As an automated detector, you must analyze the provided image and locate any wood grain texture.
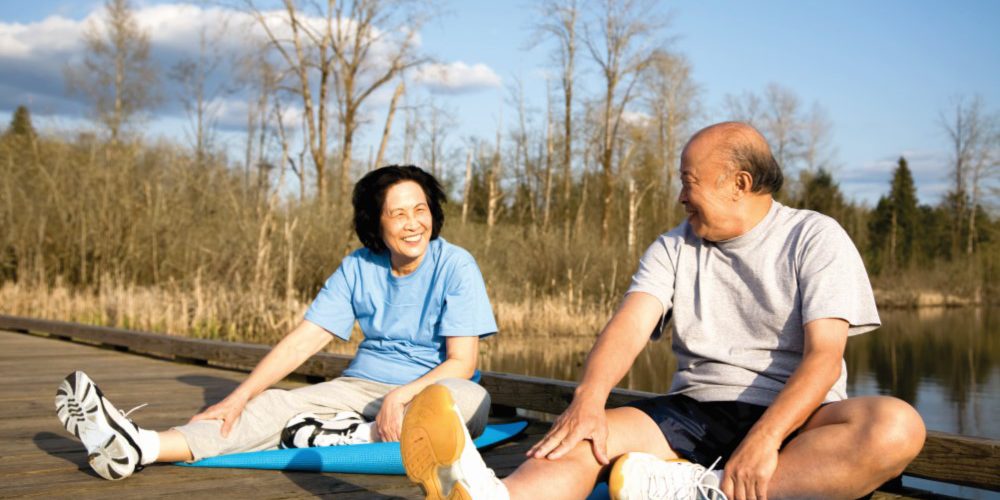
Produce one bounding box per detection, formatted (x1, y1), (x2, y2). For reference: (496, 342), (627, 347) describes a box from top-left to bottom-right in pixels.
(2, 314), (997, 495)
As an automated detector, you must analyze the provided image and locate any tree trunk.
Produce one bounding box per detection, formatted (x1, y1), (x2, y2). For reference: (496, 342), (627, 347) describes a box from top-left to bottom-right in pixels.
(374, 82), (405, 170)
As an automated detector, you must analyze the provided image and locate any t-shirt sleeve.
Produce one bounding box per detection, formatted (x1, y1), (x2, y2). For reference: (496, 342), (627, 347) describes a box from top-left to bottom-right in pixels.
(303, 259), (356, 341)
(626, 235), (676, 316)
(797, 218), (880, 336)
(438, 256), (498, 338)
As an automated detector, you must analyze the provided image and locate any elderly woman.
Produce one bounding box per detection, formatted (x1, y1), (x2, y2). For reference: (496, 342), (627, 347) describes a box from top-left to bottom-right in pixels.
(55, 165), (497, 481)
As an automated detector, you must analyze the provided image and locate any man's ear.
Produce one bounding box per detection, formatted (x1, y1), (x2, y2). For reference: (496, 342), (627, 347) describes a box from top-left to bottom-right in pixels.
(733, 170), (754, 199)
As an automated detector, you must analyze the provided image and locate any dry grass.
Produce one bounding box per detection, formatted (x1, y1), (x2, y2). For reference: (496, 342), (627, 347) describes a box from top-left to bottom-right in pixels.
(0, 279), (613, 356)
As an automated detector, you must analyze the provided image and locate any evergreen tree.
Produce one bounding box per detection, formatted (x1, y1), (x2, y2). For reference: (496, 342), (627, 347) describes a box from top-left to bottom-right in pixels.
(798, 168), (846, 220)
(869, 157), (920, 271)
(5, 105), (36, 139)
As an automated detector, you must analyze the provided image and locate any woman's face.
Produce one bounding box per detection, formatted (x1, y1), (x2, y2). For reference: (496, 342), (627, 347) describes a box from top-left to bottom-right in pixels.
(380, 180), (433, 273)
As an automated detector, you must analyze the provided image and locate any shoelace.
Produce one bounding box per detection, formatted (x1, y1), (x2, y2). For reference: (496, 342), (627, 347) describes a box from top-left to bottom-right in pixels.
(121, 403), (148, 420)
(643, 456), (728, 500)
(694, 457), (727, 500)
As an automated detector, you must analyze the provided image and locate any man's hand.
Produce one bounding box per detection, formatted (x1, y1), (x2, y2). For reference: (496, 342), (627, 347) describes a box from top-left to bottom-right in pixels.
(375, 389), (409, 442)
(189, 392), (251, 438)
(527, 396), (610, 464)
(722, 430), (781, 500)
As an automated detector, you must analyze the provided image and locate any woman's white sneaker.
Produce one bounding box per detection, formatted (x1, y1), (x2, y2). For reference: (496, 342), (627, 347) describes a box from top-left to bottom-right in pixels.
(55, 371), (146, 480)
(609, 452), (727, 500)
(280, 411), (371, 448)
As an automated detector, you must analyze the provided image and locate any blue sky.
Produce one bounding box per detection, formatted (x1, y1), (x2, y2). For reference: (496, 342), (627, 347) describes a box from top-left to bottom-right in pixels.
(2, 0), (999, 205)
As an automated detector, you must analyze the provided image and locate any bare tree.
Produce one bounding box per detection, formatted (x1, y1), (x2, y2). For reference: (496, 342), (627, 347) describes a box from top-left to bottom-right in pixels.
(170, 21), (233, 163)
(761, 83), (803, 172)
(486, 113), (504, 249)
(373, 81), (405, 169)
(723, 90), (762, 125)
(329, 0), (429, 201)
(801, 102), (835, 172)
(419, 98), (456, 179)
(66, 0), (159, 144)
(941, 95), (999, 255)
(461, 148), (473, 226)
(531, 0), (579, 240)
(583, 0), (661, 244)
(244, 1), (335, 200)
(643, 49), (699, 227)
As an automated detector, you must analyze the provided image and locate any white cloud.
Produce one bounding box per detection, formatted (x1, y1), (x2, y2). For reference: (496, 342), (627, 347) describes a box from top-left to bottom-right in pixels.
(0, 3), (423, 122)
(413, 61), (501, 94)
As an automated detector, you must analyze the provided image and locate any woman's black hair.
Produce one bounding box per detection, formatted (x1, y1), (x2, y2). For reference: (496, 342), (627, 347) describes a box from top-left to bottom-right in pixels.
(352, 165), (446, 253)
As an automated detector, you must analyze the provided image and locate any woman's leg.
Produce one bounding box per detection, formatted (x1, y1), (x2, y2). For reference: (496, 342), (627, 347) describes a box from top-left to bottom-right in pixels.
(167, 377), (382, 461)
(434, 378), (491, 438)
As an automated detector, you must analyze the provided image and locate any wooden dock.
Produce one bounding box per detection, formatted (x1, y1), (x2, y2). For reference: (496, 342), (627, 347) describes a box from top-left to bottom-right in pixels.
(1, 315), (997, 499)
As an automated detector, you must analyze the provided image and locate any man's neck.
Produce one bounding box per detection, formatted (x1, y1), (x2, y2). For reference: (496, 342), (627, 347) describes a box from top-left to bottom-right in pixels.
(732, 196), (774, 238)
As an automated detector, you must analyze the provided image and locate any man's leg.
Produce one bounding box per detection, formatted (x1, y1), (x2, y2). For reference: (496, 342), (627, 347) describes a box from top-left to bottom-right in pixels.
(503, 406), (677, 500)
(766, 396), (924, 499)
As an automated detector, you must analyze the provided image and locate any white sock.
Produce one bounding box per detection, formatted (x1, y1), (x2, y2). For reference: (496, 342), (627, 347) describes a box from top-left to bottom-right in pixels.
(136, 428), (160, 465)
(354, 421), (376, 443)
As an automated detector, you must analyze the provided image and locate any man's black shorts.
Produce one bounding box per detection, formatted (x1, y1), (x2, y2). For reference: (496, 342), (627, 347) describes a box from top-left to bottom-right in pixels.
(626, 394), (792, 468)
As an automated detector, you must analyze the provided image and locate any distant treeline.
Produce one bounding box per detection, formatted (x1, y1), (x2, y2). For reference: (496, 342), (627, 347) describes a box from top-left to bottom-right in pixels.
(1, 107), (996, 314)
(1, 0), (997, 341)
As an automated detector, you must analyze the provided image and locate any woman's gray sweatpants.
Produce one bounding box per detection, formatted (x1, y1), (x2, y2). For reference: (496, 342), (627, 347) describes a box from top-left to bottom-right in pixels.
(173, 377), (490, 460)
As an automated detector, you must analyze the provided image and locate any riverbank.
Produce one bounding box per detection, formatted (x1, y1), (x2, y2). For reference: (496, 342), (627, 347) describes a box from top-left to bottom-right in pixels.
(873, 288), (986, 308)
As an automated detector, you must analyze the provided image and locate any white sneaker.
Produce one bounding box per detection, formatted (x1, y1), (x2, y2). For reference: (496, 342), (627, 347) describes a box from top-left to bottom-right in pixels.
(55, 371), (146, 480)
(401, 384), (509, 500)
(609, 452), (727, 500)
(280, 411), (370, 448)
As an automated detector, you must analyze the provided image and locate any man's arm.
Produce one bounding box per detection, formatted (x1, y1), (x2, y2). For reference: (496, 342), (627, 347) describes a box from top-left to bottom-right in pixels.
(722, 317), (849, 500)
(527, 292), (663, 463)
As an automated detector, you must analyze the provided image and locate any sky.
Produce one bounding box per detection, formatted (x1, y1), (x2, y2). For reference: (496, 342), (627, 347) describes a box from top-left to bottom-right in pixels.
(1, 0), (998, 206)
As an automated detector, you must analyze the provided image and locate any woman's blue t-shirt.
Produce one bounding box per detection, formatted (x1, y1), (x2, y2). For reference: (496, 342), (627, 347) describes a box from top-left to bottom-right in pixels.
(304, 238), (497, 385)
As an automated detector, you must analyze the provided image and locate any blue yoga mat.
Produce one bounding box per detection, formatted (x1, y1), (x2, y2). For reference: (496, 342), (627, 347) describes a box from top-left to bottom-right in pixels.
(176, 420), (527, 475)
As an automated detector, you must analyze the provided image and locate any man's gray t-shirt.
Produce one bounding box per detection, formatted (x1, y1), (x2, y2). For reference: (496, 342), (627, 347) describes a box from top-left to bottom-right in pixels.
(627, 201), (879, 406)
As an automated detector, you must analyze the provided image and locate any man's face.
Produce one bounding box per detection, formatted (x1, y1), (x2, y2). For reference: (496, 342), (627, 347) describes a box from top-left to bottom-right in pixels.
(677, 139), (738, 241)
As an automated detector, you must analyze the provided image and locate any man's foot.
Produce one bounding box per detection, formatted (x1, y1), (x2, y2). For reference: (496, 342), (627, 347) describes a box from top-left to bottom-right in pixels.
(280, 411), (370, 448)
(609, 452), (727, 500)
(55, 371), (145, 480)
(401, 384), (508, 500)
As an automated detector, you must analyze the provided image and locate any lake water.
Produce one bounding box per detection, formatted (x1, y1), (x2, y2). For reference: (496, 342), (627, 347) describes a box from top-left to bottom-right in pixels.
(478, 306), (1000, 498)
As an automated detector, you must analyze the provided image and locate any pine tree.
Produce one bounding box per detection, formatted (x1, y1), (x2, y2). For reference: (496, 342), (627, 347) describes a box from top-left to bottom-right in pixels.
(6, 105), (36, 138)
(798, 168), (846, 220)
(869, 157), (920, 271)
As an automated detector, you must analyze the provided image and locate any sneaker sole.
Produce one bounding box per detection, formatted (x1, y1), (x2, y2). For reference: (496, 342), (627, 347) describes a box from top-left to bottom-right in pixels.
(400, 385), (470, 500)
(55, 372), (140, 480)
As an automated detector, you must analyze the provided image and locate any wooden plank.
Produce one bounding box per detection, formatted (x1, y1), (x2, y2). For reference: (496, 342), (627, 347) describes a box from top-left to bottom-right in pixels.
(905, 431), (999, 491)
(3, 317), (999, 493)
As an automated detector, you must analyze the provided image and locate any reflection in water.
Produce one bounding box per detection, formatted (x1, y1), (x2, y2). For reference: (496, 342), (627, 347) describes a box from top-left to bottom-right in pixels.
(483, 307), (999, 440)
(846, 307), (999, 440)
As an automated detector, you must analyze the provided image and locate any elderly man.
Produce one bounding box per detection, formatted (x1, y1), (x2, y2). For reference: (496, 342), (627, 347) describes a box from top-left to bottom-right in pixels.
(399, 122), (925, 500)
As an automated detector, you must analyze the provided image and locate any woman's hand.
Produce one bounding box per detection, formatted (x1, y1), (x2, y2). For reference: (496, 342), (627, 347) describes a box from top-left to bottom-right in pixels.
(375, 388), (411, 442)
(188, 392), (251, 438)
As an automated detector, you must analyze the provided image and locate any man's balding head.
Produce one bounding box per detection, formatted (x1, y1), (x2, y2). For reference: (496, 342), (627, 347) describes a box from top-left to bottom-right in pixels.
(686, 122), (783, 195)
(678, 122), (781, 241)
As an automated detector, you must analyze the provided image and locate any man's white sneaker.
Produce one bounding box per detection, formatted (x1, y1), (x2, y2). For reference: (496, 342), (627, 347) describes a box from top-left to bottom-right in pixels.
(55, 371), (146, 480)
(280, 411), (370, 448)
(609, 452), (727, 500)
(401, 384), (509, 500)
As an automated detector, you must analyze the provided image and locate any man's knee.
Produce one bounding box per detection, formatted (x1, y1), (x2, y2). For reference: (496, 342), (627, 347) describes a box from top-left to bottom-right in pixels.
(860, 397), (925, 474)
